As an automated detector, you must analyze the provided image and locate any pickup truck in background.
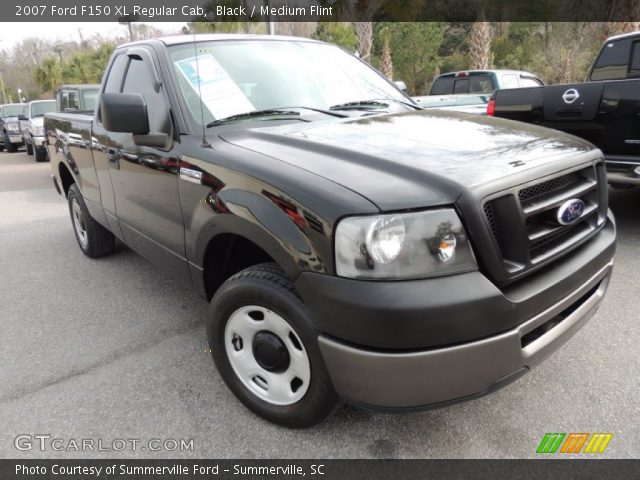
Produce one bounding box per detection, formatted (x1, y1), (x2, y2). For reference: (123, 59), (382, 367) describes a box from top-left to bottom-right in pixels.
(45, 34), (615, 428)
(0, 103), (26, 152)
(414, 69), (543, 114)
(489, 31), (640, 187)
(56, 84), (100, 114)
(22, 99), (56, 162)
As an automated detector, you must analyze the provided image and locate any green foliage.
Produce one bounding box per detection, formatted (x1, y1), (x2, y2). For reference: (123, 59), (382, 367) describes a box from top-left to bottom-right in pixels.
(382, 22), (445, 95)
(313, 22), (357, 51)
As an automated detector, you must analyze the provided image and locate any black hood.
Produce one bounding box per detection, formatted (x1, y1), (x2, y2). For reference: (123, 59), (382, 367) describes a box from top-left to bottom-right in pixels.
(220, 109), (596, 211)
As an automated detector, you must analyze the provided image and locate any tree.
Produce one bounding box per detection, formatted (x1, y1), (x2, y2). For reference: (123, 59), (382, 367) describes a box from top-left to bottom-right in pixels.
(313, 22), (357, 51)
(33, 58), (62, 95)
(386, 23), (444, 95)
(378, 26), (393, 80)
(467, 21), (492, 70)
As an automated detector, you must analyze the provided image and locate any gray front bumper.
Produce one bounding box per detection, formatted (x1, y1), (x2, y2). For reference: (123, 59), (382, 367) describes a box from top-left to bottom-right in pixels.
(7, 134), (22, 144)
(318, 260), (613, 409)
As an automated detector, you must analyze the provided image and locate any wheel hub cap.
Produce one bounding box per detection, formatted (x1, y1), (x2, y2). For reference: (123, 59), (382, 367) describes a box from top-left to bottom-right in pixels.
(252, 331), (290, 373)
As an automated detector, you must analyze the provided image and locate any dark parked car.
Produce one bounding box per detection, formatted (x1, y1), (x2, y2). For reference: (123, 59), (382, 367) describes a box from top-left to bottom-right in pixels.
(0, 103), (26, 152)
(46, 35), (615, 428)
(489, 31), (640, 187)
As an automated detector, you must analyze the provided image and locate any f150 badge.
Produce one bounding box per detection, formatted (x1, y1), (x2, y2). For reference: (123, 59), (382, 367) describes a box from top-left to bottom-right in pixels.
(557, 198), (586, 225)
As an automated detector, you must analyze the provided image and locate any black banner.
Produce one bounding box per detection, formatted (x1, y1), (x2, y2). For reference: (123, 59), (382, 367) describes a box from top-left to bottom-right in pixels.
(1, 459), (640, 480)
(4, 0), (640, 22)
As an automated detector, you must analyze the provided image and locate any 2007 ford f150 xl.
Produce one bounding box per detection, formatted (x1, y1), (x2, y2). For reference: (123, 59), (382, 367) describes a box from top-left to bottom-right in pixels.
(45, 35), (616, 428)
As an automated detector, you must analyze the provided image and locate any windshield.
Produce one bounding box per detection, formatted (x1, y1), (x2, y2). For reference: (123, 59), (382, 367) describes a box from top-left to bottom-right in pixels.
(82, 89), (99, 111)
(2, 104), (24, 117)
(169, 39), (408, 126)
(30, 101), (56, 117)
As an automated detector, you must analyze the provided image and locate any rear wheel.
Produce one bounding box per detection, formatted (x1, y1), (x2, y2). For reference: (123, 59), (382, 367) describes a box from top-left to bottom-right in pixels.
(67, 184), (115, 258)
(26, 141), (33, 156)
(208, 263), (339, 428)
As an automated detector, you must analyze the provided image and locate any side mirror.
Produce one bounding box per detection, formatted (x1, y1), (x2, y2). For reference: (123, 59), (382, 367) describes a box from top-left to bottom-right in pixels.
(100, 93), (149, 134)
(394, 80), (408, 91)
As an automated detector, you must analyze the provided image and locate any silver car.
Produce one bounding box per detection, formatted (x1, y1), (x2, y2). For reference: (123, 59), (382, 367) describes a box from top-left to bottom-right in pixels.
(22, 100), (56, 162)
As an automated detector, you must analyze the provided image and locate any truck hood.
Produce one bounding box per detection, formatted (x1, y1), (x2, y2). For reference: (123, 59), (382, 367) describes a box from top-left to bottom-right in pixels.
(30, 117), (44, 128)
(220, 109), (595, 211)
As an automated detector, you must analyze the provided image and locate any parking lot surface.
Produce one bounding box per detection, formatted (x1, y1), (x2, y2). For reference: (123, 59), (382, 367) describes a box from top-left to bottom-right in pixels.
(1, 150), (638, 458)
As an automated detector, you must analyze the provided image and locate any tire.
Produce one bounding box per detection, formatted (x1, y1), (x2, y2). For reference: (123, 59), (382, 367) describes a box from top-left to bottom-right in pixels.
(67, 184), (115, 258)
(34, 147), (47, 162)
(26, 141), (33, 156)
(4, 134), (16, 153)
(208, 263), (339, 428)
(0, 143), (4, 152)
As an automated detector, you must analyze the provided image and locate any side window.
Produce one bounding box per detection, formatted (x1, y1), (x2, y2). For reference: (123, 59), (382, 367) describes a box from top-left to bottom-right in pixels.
(590, 39), (632, 81)
(453, 78), (470, 94)
(68, 91), (79, 110)
(60, 91), (69, 111)
(104, 54), (129, 93)
(519, 76), (543, 87)
(501, 74), (518, 88)
(629, 41), (640, 77)
(122, 55), (170, 134)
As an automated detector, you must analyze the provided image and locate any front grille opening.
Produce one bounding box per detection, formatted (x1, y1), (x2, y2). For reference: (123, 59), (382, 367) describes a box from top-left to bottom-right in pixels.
(520, 282), (601, 348)
(529, 221), (592, 260)
(518, 172), (580, 203)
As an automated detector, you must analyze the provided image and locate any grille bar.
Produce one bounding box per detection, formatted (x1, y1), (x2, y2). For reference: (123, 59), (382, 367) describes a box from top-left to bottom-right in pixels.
(521, 179), (597, 216)
(482, 163), (606, 280)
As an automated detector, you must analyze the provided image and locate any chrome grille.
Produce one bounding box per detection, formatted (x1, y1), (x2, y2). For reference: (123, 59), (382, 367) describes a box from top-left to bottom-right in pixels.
(483, 163), (607, 277)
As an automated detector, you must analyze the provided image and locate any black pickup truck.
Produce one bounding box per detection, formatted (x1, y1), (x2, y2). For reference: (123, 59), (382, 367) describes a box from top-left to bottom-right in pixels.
(489, 31), (640, 187)
(45, 34), (615, 428)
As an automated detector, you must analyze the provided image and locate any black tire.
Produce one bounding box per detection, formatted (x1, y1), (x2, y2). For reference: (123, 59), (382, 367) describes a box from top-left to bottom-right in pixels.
(26, 141), (33, 156)
(67, 183), (115, 258)
(34, 147), (47, 162)
(0, 143), (4, 152)
(208, 263), (339, 428)
(4, 134), (16, 153)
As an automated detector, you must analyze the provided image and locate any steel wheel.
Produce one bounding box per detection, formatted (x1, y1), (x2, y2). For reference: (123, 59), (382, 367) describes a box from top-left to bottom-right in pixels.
(71, 196), (89, 249)
(224, 305), (311, 406)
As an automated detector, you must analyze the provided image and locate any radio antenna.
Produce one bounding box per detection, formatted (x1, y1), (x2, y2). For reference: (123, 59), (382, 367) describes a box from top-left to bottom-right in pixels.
(193, 31), (211, 148)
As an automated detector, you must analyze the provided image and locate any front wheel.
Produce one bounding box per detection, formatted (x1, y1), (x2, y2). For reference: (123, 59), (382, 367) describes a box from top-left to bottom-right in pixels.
(34, 147), (47, 162)
(26, 141), (33, 156)
(67, 184), (115, 258)
(208, 263), (339, 428)
(4, 134), (16, 153)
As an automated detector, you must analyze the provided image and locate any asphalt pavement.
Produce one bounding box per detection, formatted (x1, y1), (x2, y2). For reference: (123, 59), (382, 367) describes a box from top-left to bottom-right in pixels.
(1, 150), (638, 458)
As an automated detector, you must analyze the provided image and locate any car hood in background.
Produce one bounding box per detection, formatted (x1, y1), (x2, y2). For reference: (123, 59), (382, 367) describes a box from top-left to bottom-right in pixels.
(220, 110), (596, 211)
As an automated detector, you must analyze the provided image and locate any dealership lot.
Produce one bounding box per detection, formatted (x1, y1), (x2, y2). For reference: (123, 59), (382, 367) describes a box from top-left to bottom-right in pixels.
(0, 150), (638, 459)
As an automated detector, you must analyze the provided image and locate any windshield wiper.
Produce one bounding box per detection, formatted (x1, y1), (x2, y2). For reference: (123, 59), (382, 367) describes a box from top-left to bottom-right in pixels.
(330, 98), (422, 111)
(329, 100), (390, 111)
(280, 106), (348, 118)
(206, 109), (302, 128)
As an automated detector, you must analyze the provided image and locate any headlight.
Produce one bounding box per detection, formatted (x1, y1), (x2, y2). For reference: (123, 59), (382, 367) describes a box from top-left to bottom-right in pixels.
(335, 209), (477, 280)
(6, 123), (19, 133)
(32, 126), (44, 136)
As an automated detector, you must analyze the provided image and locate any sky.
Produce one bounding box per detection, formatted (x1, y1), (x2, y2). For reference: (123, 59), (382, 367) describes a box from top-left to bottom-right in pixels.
(0, 22), (186, 49)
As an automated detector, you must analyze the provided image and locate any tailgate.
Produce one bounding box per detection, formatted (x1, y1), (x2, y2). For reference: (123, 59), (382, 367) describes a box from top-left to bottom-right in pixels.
(542, 83), (605, 121)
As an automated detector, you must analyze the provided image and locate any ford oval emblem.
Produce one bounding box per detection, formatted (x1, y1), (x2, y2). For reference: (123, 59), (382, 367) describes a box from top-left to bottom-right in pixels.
(562, 88), (580, 104)
(557, 199), (586, 225)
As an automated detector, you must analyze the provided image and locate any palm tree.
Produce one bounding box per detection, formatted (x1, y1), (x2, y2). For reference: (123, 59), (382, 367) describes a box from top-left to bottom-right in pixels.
(33, 57), (62, 95)
(379, 26), (393, 80)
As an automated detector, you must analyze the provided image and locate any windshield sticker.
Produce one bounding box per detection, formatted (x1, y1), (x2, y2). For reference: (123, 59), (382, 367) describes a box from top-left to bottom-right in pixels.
(174, 54), (255, 120)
